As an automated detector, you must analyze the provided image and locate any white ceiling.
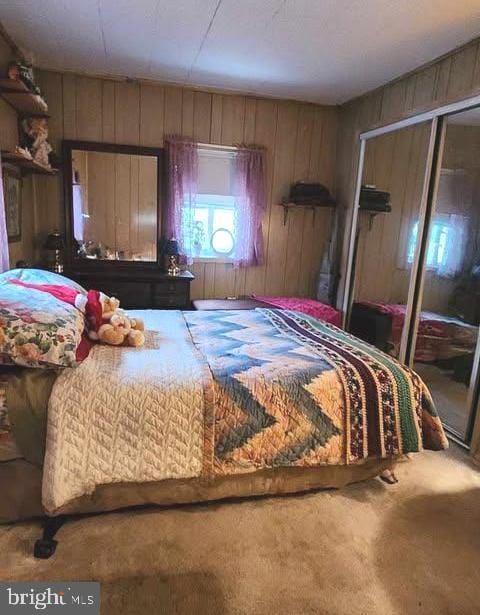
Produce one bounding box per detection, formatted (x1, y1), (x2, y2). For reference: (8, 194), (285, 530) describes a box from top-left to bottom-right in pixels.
(1, 0), (480, 104)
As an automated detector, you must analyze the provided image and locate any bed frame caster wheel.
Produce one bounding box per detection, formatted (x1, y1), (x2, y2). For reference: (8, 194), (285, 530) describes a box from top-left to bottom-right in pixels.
(34, 538), (58, 559)
(33, 515), (66, 559)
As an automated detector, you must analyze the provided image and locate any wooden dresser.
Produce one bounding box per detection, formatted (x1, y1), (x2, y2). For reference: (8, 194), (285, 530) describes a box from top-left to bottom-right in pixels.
(68, 268), (195, 310)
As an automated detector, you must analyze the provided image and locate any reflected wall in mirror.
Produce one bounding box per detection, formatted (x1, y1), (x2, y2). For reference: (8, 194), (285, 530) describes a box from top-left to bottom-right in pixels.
(71, 148), (158, 262)
(412, 108), (480, 439)
(347, 121), (433, 359)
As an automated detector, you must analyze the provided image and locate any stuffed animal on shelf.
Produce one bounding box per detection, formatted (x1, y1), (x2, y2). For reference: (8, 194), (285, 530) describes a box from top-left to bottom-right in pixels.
(20, 117), (53, 167)
(86, 290), (145, 348)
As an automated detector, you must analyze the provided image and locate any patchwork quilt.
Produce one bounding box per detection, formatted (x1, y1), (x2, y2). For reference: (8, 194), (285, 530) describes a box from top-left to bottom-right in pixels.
(184, 309), (448, 475)
(38, 308), (447, 512)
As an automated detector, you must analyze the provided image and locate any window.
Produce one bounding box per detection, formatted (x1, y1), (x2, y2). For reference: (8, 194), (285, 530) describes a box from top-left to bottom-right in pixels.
(407, 213), (467, 277)
(183, 194), (236, 258)
(166, 137), (265, 267)
(183, 147), (237, 260)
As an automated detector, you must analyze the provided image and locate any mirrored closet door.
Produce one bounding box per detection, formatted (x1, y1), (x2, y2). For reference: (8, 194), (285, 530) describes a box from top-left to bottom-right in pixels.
(411, 108), (480, 440)
(347, 121), (434, 359)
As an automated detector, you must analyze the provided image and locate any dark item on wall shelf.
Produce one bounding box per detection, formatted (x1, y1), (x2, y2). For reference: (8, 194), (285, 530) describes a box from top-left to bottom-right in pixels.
(45, 230), (65, 273)
(289, 182), (336, 204)
(1, 150), (58, 175)
(3, 164), (21, 242)
(359, 185), (391, 212)
(0, 77), (49, 117)
(359, 185), (391, 230)
(280, 182), (336, 225)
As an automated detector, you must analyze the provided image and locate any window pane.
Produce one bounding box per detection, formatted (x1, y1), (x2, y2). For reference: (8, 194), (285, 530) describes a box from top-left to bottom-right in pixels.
(213, 208), (235, 233)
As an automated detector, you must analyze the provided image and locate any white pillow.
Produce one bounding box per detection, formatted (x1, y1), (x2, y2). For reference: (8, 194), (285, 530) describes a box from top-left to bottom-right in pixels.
(0, 269), (87, 294)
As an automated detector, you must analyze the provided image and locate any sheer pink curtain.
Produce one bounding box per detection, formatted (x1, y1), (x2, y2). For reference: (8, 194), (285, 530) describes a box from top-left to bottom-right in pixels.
(233, 146), (266, 268)
(164, 136), (198, 260)
(0, 156), (9, 272)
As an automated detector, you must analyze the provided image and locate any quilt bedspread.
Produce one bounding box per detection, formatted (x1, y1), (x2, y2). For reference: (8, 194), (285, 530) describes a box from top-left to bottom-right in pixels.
(184, 309), (448, 476)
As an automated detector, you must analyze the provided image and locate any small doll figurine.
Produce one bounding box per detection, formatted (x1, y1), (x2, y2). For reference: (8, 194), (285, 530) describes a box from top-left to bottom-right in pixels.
(21, 117), (52, 167)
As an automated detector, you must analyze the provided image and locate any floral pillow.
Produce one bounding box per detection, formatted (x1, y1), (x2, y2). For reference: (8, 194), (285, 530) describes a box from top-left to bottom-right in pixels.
(0, 268), (87, 294)
(0, 280), (85, 368)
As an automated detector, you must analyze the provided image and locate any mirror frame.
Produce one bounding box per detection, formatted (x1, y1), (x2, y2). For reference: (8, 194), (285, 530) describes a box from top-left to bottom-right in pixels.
(63, 139), (164, 272)
(343, 91), (480, 447)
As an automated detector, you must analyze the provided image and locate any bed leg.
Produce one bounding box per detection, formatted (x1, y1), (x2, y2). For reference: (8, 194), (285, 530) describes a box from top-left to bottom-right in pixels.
(33, 515), (67, 559)
(380, 469), (398, 485)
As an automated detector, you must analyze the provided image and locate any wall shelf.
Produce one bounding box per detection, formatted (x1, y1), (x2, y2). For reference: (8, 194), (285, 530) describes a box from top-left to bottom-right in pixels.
(279, 201), (336, 225)
(0, 78), (49, 117)
(1, 150), (58, 175)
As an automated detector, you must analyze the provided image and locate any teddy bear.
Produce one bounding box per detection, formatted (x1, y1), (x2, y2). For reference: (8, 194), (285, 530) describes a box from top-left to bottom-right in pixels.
(86, 290), (145, 347)
(98, 310), (145, 347)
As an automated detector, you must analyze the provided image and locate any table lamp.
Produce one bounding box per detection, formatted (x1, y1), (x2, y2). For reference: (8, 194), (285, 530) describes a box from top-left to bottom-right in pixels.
(165, 238), (180, 276)
(45, 230), (65, 273)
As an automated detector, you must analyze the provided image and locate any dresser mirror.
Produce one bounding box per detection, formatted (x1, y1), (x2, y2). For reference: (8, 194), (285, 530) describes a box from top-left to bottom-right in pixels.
(64, 141), (163, 267)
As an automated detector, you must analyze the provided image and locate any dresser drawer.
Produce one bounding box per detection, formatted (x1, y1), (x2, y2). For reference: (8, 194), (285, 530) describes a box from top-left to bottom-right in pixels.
(75, 278), (152, 309)
(154, 280), (189, 296)
(153, 294), (189, 309)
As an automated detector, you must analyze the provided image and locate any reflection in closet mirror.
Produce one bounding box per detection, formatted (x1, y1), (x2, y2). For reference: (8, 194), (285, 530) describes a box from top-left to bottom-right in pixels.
(412, 108), (480, 440)
(347, 121), (433, 359)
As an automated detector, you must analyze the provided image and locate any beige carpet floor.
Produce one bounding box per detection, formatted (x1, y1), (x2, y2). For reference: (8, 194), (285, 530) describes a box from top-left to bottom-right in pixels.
(1, 447), (479, 615)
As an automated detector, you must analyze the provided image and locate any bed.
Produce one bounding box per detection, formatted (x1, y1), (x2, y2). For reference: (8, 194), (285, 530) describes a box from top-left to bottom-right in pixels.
(350, 301), (478, 362)
(0, 271), (448, 527)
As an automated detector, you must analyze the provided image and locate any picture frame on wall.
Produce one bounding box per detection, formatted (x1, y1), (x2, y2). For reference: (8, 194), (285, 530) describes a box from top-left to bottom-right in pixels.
(3, 164), (21, 242)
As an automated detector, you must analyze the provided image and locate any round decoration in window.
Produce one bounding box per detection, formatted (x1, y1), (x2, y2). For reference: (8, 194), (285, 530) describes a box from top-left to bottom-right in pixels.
(211, 228), (235, 256)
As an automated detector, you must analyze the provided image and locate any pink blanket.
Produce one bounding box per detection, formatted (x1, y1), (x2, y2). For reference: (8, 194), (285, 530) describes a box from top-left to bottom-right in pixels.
(358, 301), (477, 361)
(253, 296), (342, 327)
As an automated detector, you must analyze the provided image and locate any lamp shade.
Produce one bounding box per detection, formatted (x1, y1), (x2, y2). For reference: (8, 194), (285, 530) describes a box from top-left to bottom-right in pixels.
(44, 231), (65, 251)
(165, 238), (179, 256)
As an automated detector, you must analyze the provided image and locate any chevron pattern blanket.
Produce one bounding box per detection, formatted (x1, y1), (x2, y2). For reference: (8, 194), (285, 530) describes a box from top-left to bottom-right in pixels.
(184, 309), (448, 475)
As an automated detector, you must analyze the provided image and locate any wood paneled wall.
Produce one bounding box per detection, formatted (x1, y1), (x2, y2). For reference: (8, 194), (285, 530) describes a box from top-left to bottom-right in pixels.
(29, 70), (338, 300)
